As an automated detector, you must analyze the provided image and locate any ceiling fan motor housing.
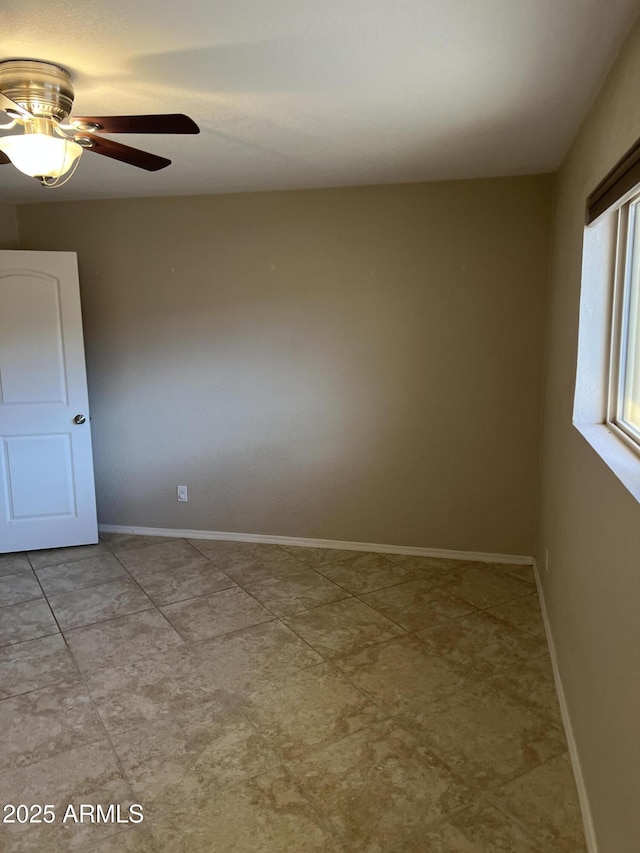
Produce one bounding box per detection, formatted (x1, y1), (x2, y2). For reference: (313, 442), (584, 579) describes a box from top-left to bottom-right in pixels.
(0, 60), (74, 122)
(0, 58), (198, 177)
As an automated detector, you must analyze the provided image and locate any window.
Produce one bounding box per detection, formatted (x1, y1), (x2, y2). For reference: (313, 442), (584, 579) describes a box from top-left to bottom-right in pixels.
(608, 192), (640, 452)
(573, 139), (640, 505)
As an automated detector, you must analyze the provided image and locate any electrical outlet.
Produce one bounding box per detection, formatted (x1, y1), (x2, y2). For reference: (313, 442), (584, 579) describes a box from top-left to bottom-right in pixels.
(177, 485), (188, 502)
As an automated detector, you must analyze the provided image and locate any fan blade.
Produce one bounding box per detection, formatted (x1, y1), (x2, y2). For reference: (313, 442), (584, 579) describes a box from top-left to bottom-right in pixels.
(71, 114), (199, 134)
(79, 135), (171, 171)
(0, 91), (32, 120)
(0, 151), (10, 165)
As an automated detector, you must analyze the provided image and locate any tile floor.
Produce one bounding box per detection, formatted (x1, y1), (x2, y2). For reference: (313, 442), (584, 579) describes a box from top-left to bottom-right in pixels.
(0, 535), (587, 852)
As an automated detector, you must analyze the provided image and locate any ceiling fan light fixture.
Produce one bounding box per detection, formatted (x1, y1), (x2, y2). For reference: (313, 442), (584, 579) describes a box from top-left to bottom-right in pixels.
(0, 131), (82, 180)
(0, 59), (199, 185)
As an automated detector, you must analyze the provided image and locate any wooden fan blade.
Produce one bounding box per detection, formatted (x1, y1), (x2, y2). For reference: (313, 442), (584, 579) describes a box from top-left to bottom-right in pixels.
(71, 114), (199, 134)
(0, 151), (11, 165)
(79, 135), (171, 171)
(0, 91), (32, 120)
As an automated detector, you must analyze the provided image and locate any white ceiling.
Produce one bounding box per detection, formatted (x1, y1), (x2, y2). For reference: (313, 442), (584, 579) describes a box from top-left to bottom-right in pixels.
(1, 0), (638, 204)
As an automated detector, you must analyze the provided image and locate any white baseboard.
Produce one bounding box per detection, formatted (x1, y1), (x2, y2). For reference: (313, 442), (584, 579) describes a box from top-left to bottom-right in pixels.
(98, 524), (533, 565)
(533, 559), (598, 853)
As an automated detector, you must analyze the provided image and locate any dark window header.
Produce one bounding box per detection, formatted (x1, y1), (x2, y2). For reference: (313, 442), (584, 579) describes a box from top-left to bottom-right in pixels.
(587, 137), (640, 224)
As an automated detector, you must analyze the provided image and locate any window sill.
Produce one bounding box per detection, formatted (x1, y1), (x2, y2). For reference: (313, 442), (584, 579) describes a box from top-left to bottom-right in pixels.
(574, 422), (640, 504)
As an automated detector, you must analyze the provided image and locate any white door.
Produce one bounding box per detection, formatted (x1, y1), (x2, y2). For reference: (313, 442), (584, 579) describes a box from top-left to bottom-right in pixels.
(0, 250), (98, 553)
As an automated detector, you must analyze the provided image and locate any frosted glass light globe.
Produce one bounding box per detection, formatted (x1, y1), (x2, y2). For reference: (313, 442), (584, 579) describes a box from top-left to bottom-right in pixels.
(0, 133), (82, 178)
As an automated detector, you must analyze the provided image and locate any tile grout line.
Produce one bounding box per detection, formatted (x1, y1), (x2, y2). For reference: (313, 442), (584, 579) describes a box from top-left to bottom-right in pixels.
(45, 556), (172, 848)
(219, 699), (345, 846)
(110, 546), (240, 610)
(481, 751), (576, 853)
(4, 543), (544, 671)
(1, 558), (149, 846)
(3, 536), (580, 850)
(276, 713), (483, 851)
(89, 556), (350, 848)
(158, 538), (537, 635)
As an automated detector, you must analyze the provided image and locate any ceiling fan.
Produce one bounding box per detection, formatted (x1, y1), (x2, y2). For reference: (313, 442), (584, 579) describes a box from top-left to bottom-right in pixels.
(0, 59), (199, 187)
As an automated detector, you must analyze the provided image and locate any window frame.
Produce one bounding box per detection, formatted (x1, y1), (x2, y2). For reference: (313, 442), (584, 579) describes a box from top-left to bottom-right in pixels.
(607, 190), (640, 454)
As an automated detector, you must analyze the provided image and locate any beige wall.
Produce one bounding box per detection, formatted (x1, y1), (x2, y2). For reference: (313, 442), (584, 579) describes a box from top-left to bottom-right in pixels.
(537, 17), (640, 853)
(0, 203), (18, 248)
(16, 176), (552, 554)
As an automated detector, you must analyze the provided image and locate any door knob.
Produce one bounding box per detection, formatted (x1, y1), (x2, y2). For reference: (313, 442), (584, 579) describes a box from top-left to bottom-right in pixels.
(74, 414), (86, 424)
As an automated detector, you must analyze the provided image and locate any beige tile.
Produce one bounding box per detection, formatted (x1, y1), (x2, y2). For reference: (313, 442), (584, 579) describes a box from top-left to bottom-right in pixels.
(189, 538), (283, 562)
(384, 553), (468, 573)
(150, 765), (342, 852)
(489, 653), (563, 723)
(245, 569), (350, 616)
(48, 577), (154, 631)
(84, 646), (230, 736)
(360, 578), (476, 631)
(414, 608), (549, 678)
(394, 799), (545, 852)
(442, 563), (534, 609)
(243, 663), (386, 761)
(0, 634), (80, 699)
(408, 680), (567, 787)
(0, 681), (105, 772)
(80, 641), (186, 702)
(117, 538), (209, 575)
(487, 593), (548, 644)
(0, 598), (58, 647)
(36, 552), (128, 596)
(491, 753), (587, 851)
(189, 540), (307, 584)
(283, 598), (404, 658)
(290, 720), (470, 851)
(0, 551), (31, 577)
(334, 634), (468, 716)
(161, 586), (274, 642)
(502, 562), (537, 586)
(315, 552), (415, 594)
(27, 542), (109, 570)
(65, 609), (186, 674)
(0, 570), (42, 607)
(78, 827), (157, 852)
(278, 545), (368, 568)
(194, 620), (322, 698)
(131, 559), (236, 606)
(114, 709), (280, 807)
(101, 532), (179, 552)
(0, 543), (583, 853)
(0, 741), (135, 852)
